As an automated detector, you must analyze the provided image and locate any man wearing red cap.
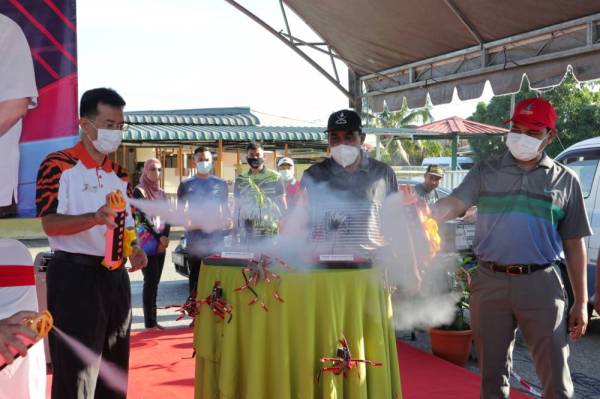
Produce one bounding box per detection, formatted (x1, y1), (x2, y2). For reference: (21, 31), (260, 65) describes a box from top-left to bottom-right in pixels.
(433, 98), (591, 398)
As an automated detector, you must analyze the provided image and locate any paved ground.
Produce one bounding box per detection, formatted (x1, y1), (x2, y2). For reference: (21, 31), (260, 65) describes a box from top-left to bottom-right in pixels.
(24, 237), (600, 398)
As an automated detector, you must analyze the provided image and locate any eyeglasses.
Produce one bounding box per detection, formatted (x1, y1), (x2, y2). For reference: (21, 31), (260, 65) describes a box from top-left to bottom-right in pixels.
(87, 119), (129, 132)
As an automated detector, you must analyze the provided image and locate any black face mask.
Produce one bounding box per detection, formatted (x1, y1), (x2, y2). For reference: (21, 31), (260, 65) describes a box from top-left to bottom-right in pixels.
(247, 157), (264, 169)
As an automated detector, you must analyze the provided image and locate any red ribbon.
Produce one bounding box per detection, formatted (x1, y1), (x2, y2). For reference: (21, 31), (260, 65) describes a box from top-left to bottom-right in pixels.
(0, 266), (35, 287)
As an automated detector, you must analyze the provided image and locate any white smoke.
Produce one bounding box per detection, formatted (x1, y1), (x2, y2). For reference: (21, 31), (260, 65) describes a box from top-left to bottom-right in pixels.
(129, 184), (462, 330)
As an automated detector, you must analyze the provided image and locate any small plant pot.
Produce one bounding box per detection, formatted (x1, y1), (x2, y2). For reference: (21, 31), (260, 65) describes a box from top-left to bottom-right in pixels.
(429, 328), (473, 367)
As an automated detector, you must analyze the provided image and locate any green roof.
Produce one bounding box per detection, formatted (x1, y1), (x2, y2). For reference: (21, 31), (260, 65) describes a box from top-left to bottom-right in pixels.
(122, 108), (423, 144)
(124, 107), (260, 127)
(123, 125), (327, 142)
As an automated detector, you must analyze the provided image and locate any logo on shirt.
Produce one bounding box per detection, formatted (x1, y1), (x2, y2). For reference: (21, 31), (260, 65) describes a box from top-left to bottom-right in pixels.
(82, 183), (99, 193)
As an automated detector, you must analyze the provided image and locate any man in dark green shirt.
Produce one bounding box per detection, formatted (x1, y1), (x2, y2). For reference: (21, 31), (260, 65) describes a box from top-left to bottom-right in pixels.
(234, 142), (286, 241)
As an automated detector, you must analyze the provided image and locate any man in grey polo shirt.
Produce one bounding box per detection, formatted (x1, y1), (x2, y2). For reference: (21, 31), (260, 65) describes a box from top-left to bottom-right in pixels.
(433, 98), (591, 399)
(414, 164), (444, 205)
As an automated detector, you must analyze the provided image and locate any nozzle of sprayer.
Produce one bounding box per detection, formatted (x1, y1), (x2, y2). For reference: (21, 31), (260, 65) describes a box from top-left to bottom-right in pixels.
(0, 310), (54, 370)
(22, 310), (53, 338)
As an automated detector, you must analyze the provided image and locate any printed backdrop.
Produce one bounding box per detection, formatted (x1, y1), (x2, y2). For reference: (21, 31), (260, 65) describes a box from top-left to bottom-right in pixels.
(1, 0), (78, 217)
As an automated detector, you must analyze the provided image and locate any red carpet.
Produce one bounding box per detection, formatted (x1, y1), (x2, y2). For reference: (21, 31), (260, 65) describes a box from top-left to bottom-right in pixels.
(397, 341), (531, 399)
(45, 329), (531, 398)
(46, 328), (195, 399)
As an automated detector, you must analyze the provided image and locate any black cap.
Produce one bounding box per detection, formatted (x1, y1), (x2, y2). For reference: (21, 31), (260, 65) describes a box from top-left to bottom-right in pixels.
(326, 109), (362, 133)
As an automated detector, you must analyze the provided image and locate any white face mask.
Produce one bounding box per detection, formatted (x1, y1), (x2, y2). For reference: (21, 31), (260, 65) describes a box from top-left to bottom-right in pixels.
(506, 132), (546, 161)
(330, 144), (360, 167)
(91, 128), (122, 154)
(196, 160), (212, 174)
(279, 169), (295, 182)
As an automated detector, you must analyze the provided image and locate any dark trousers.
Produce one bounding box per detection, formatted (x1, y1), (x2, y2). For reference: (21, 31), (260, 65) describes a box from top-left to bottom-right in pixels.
(188, 256), (202, 295)
(141, 253), (165, 328)
(47, 252), (132, 399)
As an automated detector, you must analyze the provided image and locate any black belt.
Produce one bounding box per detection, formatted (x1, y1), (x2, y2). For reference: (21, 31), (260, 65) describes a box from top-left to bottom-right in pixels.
(53, 250), (118, 268)
(479, 260), (553, 275)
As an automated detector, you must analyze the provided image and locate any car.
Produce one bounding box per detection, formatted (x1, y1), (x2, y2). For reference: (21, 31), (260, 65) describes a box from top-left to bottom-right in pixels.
(171, 233), (235, 278)
(555, 137), (600, 316)
(422, 156), (474, 170)
(171, 236), (191, 278)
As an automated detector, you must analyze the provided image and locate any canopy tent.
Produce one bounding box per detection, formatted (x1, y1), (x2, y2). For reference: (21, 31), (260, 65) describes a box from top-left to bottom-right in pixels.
(415, 116), (508, 169)
(226, 1), (600, 111)
(372, 116), (508, 169)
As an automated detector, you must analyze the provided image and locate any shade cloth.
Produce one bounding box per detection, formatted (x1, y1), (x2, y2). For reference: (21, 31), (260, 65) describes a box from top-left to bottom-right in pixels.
(281, 1), (600, 109)
(193, 263), (401, 399)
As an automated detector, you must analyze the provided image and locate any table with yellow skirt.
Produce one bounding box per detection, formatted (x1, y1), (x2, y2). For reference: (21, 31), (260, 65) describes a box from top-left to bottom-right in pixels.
(193, 258), (402, 399)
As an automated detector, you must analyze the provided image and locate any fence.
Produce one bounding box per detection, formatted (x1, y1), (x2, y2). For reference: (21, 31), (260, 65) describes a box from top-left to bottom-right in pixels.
(393, 167), (469, 191)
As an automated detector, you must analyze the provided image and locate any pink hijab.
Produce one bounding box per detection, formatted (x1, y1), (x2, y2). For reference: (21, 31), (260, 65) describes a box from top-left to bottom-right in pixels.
(137, 158), (165, 200)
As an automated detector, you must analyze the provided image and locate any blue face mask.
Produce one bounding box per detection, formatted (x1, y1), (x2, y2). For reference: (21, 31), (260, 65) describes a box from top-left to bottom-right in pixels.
(196, 160), (212, 174)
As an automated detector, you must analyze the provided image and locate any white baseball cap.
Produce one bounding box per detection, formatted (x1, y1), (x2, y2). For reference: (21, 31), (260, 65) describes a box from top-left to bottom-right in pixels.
(277, 157), (294, 168)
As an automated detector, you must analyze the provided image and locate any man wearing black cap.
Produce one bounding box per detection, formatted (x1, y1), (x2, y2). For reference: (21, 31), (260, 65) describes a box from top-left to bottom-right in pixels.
(300, 109), (398, 255)
(414, 165), (444, 206)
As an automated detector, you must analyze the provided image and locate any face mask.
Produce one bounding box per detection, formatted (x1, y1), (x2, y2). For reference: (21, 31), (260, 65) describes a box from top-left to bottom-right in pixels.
(279, 169), (294, 182)
(196, 160), (212, 174)
(90, 128), (122, 154)
(506, 132), (546, 161)
(247, 157), (264, 169)
(330, 144), (360, 167)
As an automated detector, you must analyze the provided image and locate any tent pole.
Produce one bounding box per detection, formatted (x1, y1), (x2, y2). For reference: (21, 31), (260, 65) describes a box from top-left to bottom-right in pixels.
(348, 68), (362, 111)
(223, 0), (351, 100)
(510, 93), (516, 125)
(451, 134), (458, 170)
(217, 140), (223, 178)
(177, 147), (183, 183)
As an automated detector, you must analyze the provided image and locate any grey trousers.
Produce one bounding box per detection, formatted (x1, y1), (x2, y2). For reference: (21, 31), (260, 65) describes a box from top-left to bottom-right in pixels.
(470, 264), (573, 399)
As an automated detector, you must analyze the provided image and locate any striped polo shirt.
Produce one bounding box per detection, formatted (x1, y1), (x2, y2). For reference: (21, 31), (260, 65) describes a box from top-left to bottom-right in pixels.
(36, 142), (134, 256)
(301, 152), (398, 255)
(451, 152), (591, 265)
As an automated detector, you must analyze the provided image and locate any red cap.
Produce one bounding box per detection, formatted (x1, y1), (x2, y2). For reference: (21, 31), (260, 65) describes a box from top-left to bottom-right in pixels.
(509, 98), (557, 131)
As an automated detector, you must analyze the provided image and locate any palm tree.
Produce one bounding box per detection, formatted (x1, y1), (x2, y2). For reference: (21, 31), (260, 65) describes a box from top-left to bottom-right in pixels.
(364, 103), (434, 165)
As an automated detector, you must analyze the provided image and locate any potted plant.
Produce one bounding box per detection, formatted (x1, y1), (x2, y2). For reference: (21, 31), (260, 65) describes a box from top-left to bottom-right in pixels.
(429, 256), (474, 367)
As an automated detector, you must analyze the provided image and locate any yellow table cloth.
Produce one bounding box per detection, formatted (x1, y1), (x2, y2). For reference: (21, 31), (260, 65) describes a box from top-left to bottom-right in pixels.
(193, 263), (402, 399)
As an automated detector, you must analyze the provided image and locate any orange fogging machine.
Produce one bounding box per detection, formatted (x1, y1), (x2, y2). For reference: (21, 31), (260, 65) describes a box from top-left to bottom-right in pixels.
(399, 185), (441, 265)
(103, 190), (137, 270)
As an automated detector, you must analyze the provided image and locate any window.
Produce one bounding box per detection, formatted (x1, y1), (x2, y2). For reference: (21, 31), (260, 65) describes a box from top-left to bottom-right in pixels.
(560, 152), (600, 198)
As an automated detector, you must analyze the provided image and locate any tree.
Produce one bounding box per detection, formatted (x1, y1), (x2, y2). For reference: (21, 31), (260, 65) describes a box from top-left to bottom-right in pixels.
(468, 73), (600, 159)
(365, 102), (447, 165)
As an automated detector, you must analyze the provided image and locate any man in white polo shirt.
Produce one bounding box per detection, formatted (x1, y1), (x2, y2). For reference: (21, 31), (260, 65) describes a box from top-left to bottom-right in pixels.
(36, 88), (147, 399)
(0, 13), (38, 218)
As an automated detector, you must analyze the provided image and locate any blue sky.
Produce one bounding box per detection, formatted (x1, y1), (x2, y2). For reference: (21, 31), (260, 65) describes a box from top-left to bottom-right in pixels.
(77, 0), (493, 125)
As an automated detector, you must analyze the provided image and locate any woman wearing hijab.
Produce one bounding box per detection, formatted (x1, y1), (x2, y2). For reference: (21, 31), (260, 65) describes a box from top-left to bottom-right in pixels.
(133, 158), (170, 329)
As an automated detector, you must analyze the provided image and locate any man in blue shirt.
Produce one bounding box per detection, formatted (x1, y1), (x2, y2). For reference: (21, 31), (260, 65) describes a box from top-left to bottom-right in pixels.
(177, 146), (231, 294)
